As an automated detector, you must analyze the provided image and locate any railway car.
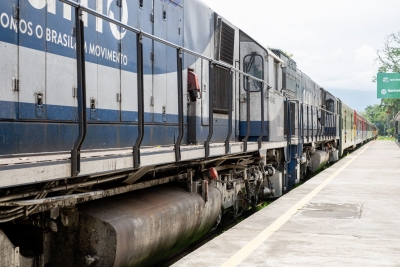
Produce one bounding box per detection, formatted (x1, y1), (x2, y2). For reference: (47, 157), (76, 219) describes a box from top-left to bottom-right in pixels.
(0, 0), (377, 266)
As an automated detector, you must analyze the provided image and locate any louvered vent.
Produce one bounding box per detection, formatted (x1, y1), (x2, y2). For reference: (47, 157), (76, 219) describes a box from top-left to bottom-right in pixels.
(213, 65), (230, 114)
(219, 22), (235, 65)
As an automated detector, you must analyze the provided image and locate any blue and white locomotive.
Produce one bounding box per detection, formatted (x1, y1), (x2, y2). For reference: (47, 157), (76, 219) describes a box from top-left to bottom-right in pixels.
(0, 0), (376, 266)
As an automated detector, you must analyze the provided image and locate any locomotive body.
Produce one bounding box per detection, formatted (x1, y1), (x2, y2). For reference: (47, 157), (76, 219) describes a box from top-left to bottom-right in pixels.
(0, 0), (376, 266)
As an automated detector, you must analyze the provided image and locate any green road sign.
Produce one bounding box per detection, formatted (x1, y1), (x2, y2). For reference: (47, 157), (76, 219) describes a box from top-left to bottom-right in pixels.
(377, 73), (400, 99)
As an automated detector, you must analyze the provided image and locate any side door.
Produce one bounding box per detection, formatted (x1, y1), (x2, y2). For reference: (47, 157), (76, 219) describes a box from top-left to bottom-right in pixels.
(46, 1), (77, 121)
(121, 0), (151, 122)
(18, 0), (46, 120)
(239, 38), (266, 140)
(153, 0), (183, 124)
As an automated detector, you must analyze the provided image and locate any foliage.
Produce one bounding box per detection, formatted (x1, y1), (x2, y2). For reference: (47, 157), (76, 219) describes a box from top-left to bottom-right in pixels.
(363, 104), (398, 135)
(366, 32), (400, 135)
(373, 32), (400, 81)
(377, 135), (396, 141)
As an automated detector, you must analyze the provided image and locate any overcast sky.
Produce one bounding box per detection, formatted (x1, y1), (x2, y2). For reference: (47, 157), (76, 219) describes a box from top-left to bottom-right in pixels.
(200, 0), (400, 111)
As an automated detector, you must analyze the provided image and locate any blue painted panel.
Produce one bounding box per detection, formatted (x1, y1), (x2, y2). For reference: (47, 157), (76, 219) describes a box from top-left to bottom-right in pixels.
(239, 121), (269, 140)
(46, 1), (76, 59)
(0, 100), (18, 119)
(47, 104), (77, 121)
(0, 102), (239, 155)
(0, 0), (19, 45)
(0, 121), (184, 155)
(287, 145), (299, 191)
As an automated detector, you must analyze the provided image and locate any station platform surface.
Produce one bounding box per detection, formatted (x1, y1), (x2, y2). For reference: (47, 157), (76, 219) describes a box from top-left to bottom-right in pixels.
(173, 140), (400, 267)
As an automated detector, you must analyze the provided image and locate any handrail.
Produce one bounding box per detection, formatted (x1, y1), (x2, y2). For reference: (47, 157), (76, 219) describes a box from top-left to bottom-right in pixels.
(60, 0), (275, 165)
(175, 49), (184, 162)
(59, 0), (273, 86)
(311, 105), (314, 142)
(133, 32), (144, 169)
(71, 8), (87, 177)
(204, 62), (214, 159)
(225, 70), (233, 154)
(307, 105), (310, 143)
(242, 77), (251, 152)
(258, 83), (265, 150)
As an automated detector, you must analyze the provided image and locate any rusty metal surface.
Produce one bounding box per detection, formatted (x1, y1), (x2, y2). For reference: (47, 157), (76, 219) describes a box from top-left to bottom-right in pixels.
(75, 184), (221, 267)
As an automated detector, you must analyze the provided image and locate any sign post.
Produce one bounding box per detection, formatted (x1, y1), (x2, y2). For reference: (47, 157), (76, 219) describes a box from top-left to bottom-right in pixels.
(377, 73), (400, 99)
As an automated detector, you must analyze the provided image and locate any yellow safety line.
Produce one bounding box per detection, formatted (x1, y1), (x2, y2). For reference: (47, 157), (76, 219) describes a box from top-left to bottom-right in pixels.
(219, 145), (370, 267)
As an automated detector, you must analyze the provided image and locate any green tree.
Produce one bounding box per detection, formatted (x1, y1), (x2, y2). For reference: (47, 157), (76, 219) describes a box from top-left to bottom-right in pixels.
(375, 32), (400, 76)
(369, 32), (400, 135)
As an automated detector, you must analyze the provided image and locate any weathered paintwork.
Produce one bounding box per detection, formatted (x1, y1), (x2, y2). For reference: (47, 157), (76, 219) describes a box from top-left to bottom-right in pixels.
(53, 184), (221, 267)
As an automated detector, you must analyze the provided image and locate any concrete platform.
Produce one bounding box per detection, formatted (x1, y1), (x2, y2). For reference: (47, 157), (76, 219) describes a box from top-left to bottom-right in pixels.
(173, 140), (400, 267)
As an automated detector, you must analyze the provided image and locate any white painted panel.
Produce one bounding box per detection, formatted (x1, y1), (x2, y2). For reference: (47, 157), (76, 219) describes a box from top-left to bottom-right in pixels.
(137, 0), (153, 122)
(97, 64), (120, 111)
(18, 47), (46, 118)
(46, 53), (77, 120)
(85, 62), (98, 120)
(121, 69), (138, 121)
(153, 0), (167, 123)
(165, 3), (183, 123)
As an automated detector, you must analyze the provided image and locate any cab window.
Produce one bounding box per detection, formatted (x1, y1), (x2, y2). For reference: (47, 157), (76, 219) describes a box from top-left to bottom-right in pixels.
(243, 53), (263, 91)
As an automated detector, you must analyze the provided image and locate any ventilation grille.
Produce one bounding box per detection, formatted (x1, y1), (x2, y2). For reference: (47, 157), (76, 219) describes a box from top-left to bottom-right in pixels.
(219, 22), (235, 65)
(213, 65), (230, 114)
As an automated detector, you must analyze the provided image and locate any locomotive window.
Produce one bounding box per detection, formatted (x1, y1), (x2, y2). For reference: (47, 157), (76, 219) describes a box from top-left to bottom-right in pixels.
(244, 53), (263, 91)
(326, 99), (334, 114)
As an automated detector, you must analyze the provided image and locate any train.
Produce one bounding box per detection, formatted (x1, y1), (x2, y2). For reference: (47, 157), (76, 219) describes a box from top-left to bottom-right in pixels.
(0, 0), (377, 266)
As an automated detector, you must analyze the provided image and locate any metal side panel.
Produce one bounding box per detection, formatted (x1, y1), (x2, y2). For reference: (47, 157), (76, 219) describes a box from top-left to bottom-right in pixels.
(120, 67), (138, 122)
(153, 0), (168, 123)
(18, 47), (46, 120)
(165, 2), (183, 124)
(268, 92), (285, 142)
(18, 0), (47, 120)
(137, 0), (154, 123)
(97, 64), (120, 122)
(45, 0), (76, 121)
(0, 0), (19, 120)
(120, 2), (138, 122)
(0, 42), (18, 120)
(94, 1), (121, 122)
(85, 61), (99, 121)
(45, 53), (77, 121)
(182, 0), (213, 126)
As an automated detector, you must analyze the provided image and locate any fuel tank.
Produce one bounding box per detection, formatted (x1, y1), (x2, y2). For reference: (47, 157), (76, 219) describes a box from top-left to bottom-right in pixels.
(309, 150), (329, 173)
(71, 184), (221, 267)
